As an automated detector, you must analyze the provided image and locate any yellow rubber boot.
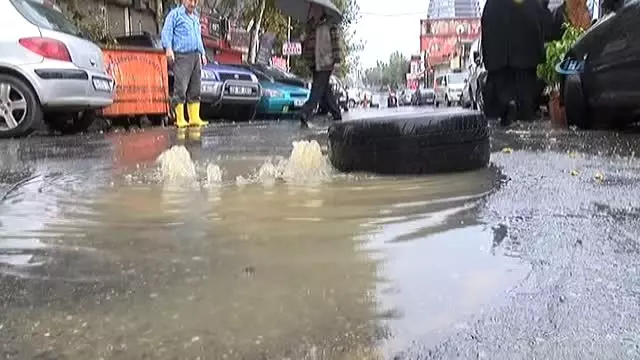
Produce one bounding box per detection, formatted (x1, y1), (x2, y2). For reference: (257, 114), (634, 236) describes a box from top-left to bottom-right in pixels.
(174, 103), (188, 128)
(187, 102), (208, 127)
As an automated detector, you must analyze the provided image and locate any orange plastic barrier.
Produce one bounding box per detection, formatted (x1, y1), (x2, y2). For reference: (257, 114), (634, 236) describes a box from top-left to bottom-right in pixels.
(108, 128), (171, 169)
(100, 47), (170, 117)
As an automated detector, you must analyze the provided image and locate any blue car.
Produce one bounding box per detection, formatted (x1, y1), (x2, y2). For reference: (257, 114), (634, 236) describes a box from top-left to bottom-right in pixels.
(234, 64), (310, 117)
(200, 63), (262, 121)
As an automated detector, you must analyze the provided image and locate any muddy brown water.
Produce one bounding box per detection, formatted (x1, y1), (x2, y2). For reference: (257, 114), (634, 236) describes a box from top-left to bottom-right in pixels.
(0, 124), (529, 359)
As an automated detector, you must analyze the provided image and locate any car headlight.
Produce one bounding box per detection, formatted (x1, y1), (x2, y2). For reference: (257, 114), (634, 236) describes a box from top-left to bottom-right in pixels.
(201, 70), (216, 80)
(262, 88), (282, 97)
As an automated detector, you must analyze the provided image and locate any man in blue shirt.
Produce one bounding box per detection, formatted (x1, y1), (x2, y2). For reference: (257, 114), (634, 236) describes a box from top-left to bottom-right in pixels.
(161, 0), (208, 128)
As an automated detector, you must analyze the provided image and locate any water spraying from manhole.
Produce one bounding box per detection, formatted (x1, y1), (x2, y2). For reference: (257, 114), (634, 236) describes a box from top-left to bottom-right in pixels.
(156, 140), (332, 186)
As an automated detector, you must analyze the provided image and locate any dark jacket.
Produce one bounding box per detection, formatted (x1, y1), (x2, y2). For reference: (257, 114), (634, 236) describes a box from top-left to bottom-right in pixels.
(481, 0), (547, 70)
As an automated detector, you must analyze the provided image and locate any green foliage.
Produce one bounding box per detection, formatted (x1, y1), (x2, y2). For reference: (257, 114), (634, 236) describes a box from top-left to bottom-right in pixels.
(536, 23), (585, 87)
(57, 0), (115, 45)
(362, 51), (409, 88)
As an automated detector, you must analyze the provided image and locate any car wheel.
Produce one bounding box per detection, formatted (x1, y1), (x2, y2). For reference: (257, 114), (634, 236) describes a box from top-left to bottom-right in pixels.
(564, 74), (591, 129)
(348, 99), (356, 108)
(48, 110), (98, 134)
(446, 96), (451, 107)
(0, 74), (43, 138)
(235, 106), (257, 121)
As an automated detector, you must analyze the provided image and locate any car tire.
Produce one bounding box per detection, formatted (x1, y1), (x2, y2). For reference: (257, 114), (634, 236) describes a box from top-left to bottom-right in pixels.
(564, 74), (591, 129)
(348, 99), (356, 108)
(235, 106), (257, 122)
(328, 110), (490, 175)
(446, 96), (452, 107)
(0, 74), (43, 138)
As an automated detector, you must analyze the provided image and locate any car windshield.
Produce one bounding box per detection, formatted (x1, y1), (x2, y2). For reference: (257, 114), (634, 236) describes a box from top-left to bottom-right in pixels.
(447, 73), (467, 84)
(259, 65), (299, 80)
(12, 0), (83, 38)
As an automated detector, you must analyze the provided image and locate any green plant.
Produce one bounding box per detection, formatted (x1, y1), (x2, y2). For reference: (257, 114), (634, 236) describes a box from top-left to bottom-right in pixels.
(536, 23), (585, 90)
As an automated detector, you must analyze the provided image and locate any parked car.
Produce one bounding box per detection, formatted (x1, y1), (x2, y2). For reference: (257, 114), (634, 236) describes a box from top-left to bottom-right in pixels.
(233, 64), (309, 117)
(412, 86), (436, 105)
(0, 0), (115, 137)
(434, 71), (468, 107)
(199, 63), (261, 121)
(115, 33), (261, 122)
(387, 89), (398, 107)
(561, 2), (640, 129)
(399, 89), (414, 105)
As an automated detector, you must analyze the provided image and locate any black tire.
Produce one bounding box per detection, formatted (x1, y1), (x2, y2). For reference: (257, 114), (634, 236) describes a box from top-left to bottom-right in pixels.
(348, 99), (356, 108)
(0, 73), (43, 138)
(328, 110), (490, 175)
(47, 110), (97, 134)
(446, 95), (452, 107)
(564, 74), (591, 129)
(230, 106), (256, 122)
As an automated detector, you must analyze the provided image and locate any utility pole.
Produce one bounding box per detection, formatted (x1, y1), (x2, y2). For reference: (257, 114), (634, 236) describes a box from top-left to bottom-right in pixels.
(286, 16), (291, 71)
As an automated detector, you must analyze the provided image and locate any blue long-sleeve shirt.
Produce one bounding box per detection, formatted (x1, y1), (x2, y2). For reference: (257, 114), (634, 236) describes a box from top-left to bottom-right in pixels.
(161, 5), (205, 55)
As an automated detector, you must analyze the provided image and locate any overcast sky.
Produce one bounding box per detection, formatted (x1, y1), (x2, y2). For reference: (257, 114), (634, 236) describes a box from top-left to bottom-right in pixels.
(353, 0), (430, 69)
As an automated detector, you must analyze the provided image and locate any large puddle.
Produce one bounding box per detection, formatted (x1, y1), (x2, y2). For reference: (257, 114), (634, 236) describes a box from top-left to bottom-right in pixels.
(0, 127), (529, 359)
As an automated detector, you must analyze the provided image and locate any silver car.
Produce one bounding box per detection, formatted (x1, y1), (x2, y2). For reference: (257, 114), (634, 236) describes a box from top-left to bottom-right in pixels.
(0, 0), (114, 137)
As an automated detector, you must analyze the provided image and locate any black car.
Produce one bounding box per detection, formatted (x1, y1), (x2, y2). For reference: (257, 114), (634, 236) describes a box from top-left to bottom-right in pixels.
(561, 1), (640, 129)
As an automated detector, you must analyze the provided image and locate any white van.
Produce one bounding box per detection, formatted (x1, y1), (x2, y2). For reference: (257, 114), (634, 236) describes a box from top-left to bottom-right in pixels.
(434, 72), (468, 107)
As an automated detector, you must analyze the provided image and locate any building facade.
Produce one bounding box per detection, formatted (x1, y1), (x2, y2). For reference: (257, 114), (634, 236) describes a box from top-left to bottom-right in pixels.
(419, 0), (482, 82)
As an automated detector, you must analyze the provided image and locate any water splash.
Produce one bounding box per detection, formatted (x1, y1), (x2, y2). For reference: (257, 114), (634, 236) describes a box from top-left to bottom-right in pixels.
(156, 146), (197, 181)
(247, 140), (332, 186)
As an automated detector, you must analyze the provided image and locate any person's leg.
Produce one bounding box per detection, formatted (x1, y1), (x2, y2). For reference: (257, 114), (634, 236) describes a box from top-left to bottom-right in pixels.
(298, 71), (327, 126)
(321, 74), (342, 120)
(515, 68), (536, 122)
(186, 53), (207, 126)
(172, 53), (191, 128)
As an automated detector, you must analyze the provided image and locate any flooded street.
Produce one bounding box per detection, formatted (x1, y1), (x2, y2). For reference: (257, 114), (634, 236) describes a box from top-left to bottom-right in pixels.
(1, 108), (639, 359)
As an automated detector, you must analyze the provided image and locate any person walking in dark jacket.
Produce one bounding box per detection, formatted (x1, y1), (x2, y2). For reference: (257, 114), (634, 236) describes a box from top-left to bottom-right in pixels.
(481, 0), (549, 126)
(297, 3), (343, 128)
(161, 0), (208, 128)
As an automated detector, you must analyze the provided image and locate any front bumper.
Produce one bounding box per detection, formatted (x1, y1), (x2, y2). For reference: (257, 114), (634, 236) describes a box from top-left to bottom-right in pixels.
(257, 96), (308, 114)
(200, 80), (261, 106)
(21, 62), (114, 110)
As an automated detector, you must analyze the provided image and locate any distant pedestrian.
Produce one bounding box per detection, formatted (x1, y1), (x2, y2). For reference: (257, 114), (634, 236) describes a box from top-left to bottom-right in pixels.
(161, 0), (208, 128)
(297, 3), (343, 128)
(481, 0), (549, 125)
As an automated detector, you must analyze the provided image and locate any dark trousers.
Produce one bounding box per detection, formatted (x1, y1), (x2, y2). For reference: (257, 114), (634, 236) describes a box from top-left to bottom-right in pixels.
(172, 52), (201, 104)
(484, 67), (537, 121)
(300, 70), (340, 118)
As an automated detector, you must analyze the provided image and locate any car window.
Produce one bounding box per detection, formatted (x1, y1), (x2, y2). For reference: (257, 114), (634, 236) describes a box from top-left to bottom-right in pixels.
(11, 0), (83, 37)
(248, 68), (271, 82)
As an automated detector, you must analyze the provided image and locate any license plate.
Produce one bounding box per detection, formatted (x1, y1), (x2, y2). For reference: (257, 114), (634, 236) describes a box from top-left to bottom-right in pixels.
(92, 78), (111, 92)
(229, 86), (252, 95)
(201, 83), (215, 93)
(293, 99), (305, 107)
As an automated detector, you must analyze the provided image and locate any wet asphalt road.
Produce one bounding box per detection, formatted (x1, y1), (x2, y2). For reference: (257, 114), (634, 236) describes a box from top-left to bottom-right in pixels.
(2, 105), (640, 359)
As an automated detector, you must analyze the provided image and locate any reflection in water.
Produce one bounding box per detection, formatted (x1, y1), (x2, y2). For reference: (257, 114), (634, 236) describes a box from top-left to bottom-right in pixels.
(0, 137), (526, 359)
